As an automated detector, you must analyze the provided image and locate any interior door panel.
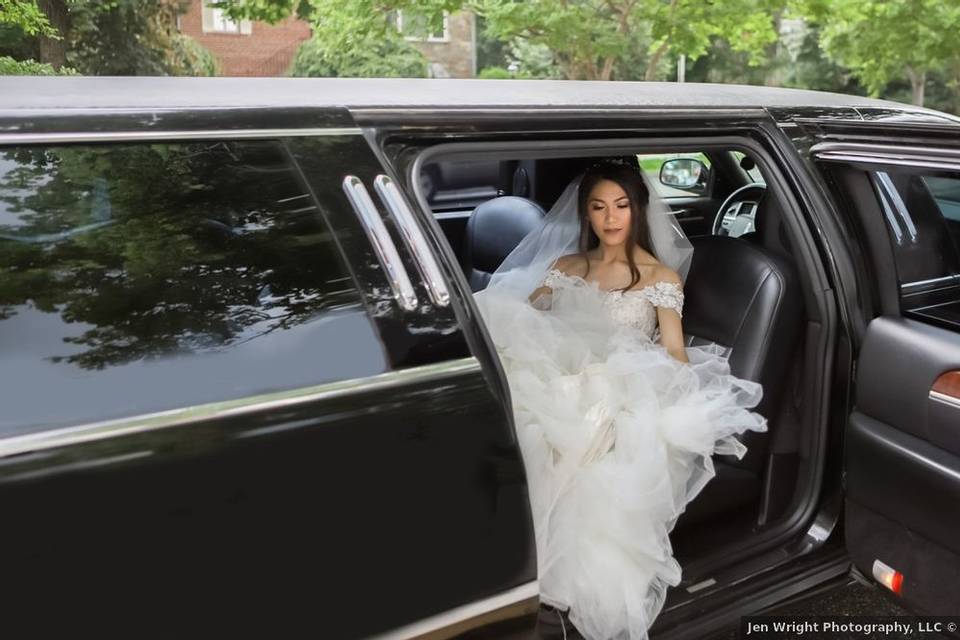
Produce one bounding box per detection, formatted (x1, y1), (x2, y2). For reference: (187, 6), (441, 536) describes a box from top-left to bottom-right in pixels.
(666, 196), (724, 238)
(845, 316), (960, 614)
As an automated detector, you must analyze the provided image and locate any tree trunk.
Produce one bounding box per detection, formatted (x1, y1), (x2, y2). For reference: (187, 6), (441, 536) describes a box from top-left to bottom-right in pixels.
(906, 66), (926, 106)
(644, 0), (677, 81)
(600, 56), (615, 81)
(38, 0), (69, 69)
(645, 41), (669, 81)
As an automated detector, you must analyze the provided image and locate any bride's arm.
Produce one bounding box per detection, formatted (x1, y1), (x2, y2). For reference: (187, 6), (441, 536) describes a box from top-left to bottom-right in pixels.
(527, 254), (577, 306)
(651, 267), (689, 363)
(658, 307), (689, 363)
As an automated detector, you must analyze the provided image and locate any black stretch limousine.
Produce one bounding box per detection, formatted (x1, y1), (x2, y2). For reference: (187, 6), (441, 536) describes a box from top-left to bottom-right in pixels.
(1, 77), (959, 638)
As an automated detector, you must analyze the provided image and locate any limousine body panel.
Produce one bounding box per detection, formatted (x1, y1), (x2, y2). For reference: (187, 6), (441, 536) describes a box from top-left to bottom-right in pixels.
(0, 104), (535, 637)
(2, 76), (960, 635)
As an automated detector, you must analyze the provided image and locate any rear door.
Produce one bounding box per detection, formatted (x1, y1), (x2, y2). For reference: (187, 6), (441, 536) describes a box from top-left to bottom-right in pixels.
(0, 108), (535, 636)
(813, 129), (960, 615)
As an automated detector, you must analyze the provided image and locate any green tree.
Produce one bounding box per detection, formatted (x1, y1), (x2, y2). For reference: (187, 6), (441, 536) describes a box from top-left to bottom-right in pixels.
(219, 0), (444, 77)
(0, 54), (77, 74)
(290, 34), (425, 77)
(0, 0), (75, 73)
(65, 0), (217, 76)
(1, 0), (217, 76)
(797, 0), (960, 106)
(475, 14), (508, 71)
(783, 23), (863, 95)
(472, 0), (782, 81)
(218, 0), (782, 82)
(0, 0), (55, 35)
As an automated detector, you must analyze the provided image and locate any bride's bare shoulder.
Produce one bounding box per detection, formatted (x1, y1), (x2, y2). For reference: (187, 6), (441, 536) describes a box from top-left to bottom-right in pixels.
(650, 264), (683, 287)
(551, 253), (588, 276)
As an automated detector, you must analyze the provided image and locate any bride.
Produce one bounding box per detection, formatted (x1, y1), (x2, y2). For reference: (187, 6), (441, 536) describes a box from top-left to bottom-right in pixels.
(473, 160), (767, 639)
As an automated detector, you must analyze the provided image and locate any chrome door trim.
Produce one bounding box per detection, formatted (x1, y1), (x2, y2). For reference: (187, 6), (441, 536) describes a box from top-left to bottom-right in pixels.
(812, 142), (960, 172)
(368, 580), (539, 640)
(374, 174), (451, 307)
(902, 274), (960, 294)
(432, 210), (472, 220)
(0, 128), (363, 145)
(343, 175), (419, 311)
(0, 357), (481, 459)
(930, 390), (960, 410)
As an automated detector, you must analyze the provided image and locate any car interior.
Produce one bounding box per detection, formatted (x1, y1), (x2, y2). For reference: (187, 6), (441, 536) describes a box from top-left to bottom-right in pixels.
(411, 143), (822, 594)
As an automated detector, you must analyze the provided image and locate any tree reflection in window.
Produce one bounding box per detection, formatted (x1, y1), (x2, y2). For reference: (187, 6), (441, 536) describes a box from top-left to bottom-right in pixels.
(0, 140), (362, 371)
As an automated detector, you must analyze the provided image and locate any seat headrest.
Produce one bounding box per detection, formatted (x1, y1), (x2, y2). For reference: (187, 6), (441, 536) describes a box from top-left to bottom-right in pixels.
(743, 190), (792, 257)
(464, 196), (546, 278)
(683, 235), (800, 383)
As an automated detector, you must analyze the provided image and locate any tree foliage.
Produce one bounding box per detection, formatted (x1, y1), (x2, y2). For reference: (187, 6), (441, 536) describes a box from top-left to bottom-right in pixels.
(0, 53), (76, 74)
(67, 0), (217, 76)
(797, 0), (960, 106)
(218, 0), (782, 81)
(0, 0), (55, 36)
(477, 0), (782, 81)
(218, 0), (448, 77)
(1, 0), (217, 76)
(290, 34), (425, 77)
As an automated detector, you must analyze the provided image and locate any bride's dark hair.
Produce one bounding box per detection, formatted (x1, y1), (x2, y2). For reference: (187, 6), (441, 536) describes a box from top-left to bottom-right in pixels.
(576, 160), (656, 292)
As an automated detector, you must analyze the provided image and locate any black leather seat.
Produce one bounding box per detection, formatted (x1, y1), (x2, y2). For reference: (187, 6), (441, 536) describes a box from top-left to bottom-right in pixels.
(463, 196), (546, 292)
(675, 234), (803, 527)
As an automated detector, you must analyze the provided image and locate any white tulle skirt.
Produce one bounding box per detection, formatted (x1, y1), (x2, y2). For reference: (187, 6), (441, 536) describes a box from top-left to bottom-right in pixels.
(475, 286), (767, 640)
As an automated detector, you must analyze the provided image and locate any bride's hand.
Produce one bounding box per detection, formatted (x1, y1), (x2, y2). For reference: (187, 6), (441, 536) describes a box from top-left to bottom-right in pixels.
(528, 285), (552, 308)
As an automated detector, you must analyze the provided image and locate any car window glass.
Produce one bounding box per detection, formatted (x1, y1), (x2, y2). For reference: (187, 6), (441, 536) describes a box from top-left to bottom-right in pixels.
(637, 152), (712, 197)
(0, 140), (383, 436)
(923, 176), (960, 223)
(871, 170), (960, 286)
(422, 160), (501, 213)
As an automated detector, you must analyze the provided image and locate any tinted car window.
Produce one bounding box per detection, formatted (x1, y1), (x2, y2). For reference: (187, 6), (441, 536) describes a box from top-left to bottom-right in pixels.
(0, 140), (385, 436)
(871, 170), (960, 286)
(924, 176), (960, 223)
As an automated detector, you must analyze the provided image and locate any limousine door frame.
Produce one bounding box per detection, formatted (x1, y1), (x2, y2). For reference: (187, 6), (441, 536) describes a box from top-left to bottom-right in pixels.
(808, 128), (960, 618)
(359, 110), (857, 637)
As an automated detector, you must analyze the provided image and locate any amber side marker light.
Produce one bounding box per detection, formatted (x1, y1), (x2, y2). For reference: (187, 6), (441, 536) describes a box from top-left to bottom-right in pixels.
(872, 559), (904, 595)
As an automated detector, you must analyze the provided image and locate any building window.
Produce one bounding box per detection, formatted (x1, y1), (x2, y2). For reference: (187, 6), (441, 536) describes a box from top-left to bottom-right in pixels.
(202, 1), (253, 35)
(396, 10), (449, 42)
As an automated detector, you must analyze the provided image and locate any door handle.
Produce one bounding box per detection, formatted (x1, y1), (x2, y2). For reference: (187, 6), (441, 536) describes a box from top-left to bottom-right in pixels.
(342, 175), (418, 311)
(374, 174), (451, 307)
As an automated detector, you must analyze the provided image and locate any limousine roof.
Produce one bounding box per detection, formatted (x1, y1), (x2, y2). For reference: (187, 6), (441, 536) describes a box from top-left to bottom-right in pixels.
(0, 76), (942, 116)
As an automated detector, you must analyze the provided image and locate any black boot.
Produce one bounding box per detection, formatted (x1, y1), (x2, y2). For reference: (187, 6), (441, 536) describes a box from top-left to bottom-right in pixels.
(535, 604), (586, 639)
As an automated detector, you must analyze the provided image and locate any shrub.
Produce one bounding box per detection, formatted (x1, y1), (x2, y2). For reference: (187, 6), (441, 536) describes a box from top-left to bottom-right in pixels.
(290, 35), (425, 78)
(0, 56), (78, 75)
(478, 66), (513, 79)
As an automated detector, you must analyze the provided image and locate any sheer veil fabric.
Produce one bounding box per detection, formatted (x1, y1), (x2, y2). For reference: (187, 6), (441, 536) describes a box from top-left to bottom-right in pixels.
(483, 170), (693, 302)
(473, 169), (767, 639)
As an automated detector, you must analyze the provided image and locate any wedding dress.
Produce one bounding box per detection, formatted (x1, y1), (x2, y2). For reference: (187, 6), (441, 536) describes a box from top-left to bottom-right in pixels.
(472, 170), (767, 640)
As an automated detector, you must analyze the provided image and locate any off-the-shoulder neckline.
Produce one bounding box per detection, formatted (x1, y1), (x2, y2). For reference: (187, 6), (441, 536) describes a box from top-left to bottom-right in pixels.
(546, 268), (683, 296)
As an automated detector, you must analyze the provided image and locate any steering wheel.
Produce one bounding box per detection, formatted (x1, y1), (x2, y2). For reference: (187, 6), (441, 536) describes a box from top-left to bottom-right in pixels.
(712, 183), (766, 237)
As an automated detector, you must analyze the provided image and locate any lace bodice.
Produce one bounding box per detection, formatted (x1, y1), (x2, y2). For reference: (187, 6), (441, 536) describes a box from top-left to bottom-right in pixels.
(542, 269), (684, 338)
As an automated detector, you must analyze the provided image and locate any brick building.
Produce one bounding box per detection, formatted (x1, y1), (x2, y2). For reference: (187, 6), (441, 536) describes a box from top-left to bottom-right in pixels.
(177, 0), (312, 77)
(178, 1), (476, 78)
(397, 10), (477, 78)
